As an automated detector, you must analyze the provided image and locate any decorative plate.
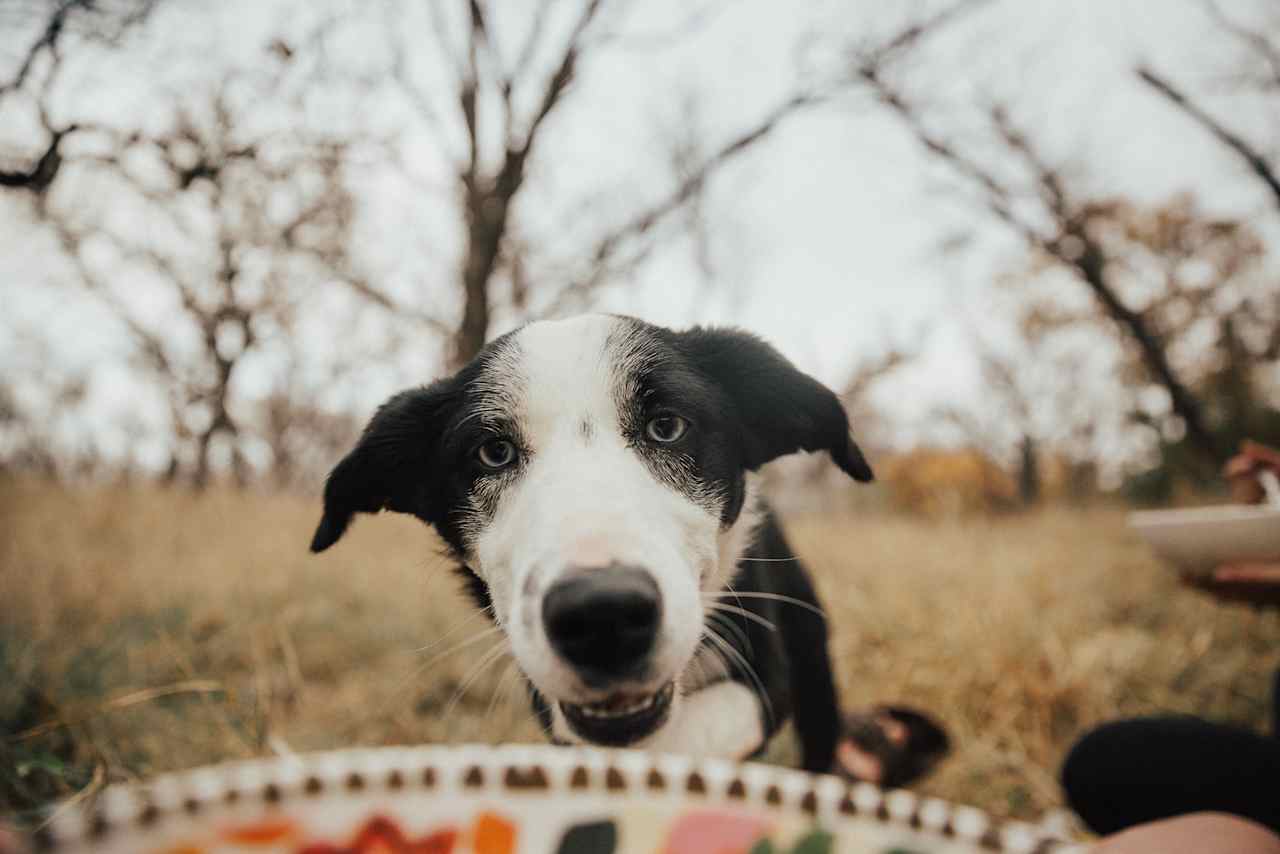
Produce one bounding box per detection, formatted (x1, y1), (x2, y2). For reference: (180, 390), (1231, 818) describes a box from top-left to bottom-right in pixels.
(25, 745), (1083, 854)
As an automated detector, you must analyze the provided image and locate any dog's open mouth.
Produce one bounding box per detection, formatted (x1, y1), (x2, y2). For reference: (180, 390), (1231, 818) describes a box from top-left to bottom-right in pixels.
(560, 682), (674, 746)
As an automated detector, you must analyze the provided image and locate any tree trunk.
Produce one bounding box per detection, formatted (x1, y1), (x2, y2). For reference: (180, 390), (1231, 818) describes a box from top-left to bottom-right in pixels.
(1017, 434), (1040, 506)
(193, 429), (212, 490)
(454, 256), (490, 369)
(453, 186), (510, 367)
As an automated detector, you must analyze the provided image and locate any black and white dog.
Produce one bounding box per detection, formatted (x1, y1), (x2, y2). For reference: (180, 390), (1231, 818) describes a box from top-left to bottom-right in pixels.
(310, 315), (873, 773)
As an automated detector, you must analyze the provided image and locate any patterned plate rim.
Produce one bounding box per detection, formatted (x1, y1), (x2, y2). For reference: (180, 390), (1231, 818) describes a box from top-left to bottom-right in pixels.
(32, 744), (1085, 853)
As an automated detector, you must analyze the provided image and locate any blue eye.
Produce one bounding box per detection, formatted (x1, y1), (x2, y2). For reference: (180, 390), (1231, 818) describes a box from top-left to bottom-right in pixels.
(646, 414), (688, 443)
(477, 438), (517, 469)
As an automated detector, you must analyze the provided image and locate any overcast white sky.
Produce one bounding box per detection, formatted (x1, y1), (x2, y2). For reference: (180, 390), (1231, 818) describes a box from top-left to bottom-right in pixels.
(1, 0), (1274, 466)
(589, 0), (1272, 397)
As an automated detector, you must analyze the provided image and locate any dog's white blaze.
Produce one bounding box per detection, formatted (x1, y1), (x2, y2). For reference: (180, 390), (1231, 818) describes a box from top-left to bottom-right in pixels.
(640, 680), (764, 758)
(472, 316), (720, 703)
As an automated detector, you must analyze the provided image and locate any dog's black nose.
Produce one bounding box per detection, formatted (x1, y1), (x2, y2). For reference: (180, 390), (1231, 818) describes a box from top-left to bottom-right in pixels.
(542, 565), (661, 683)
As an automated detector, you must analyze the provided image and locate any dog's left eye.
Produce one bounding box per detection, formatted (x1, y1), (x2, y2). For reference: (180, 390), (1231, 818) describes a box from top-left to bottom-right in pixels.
(645, 414), (688, 443)
(477, 438), (518, 469)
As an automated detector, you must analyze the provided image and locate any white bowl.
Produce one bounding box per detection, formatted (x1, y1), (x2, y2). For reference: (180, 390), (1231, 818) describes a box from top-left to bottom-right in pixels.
(24, 745), (1082, 854)
(1129, 504), (1280, 576)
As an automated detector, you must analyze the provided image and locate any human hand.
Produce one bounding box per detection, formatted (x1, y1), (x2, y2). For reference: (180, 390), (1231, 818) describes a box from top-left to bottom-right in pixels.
(1092, 812), (1280, 854)
(1225, 440), (1280, 505)
(1185, 561), (1280, 607)
(0, 823), (29, 854)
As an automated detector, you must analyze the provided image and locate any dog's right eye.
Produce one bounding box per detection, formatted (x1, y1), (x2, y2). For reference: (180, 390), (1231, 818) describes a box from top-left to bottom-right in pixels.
(476, 438), (517, 470)
(646, 414), (688, 443)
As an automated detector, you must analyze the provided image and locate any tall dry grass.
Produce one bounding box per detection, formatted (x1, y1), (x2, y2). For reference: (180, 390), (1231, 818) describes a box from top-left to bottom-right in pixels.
(2, 476), (1277, 824)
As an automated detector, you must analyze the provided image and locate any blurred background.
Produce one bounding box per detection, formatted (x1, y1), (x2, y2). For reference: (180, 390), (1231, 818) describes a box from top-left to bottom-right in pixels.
(2, 0), (1278, 831)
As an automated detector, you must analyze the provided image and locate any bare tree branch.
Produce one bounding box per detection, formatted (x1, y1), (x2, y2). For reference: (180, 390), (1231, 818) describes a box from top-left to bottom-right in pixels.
(860, 63), (1225, 463)
(1, 1), (158, 196)
(426, 0), (466, 81)
(848, 0), (996, 71)
(541, 91), (823, 316)
(1203, 0), (1280, 90)
(0, 124), (77, 192)
(451, 0), (607, 364)
(593, 0), (730, 52)
(385, 15), (449, 143)
(332, 278), (454, 338)
(859, 69), (1038, 244)
(512, 0), (603, 164)
(1137, 65), (1280, 213)
(531, 1), (999, 324)
(0, 0), (81, 96)
(842, 348), (911, 405)
(1, 0), (158, 95)
(512, 0), (555, 81)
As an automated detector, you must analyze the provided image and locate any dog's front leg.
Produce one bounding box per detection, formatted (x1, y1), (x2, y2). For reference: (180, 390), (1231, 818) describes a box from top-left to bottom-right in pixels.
(637, 681), (765, 760)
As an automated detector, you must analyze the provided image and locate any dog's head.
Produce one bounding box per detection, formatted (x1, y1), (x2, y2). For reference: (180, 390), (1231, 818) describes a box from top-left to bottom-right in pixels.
(311, 315), (872, 746)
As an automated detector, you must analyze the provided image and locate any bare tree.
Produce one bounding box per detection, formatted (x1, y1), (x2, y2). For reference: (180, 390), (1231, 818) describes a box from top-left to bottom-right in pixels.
(1, 8), (390, 486)
(0, 364), (90, 479)
(50, 85), (378, 486)
(250, 350), (370, 492)
(936, 307), (1115, 504)
(0, 0), (157, 188)
(839, 346), (913, 453)
(1009, 195), (1278, 475)
(339, 0), (856, 366)
(847, 52), (1247, 470)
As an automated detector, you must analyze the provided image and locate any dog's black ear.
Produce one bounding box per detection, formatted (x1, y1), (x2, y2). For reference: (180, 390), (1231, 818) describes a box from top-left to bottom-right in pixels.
(678, 327), (874, 482)
(310, 381), (457, 553)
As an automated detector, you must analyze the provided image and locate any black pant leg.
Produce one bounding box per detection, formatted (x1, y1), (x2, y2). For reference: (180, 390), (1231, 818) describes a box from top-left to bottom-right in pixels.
(1272, 668), (1280, 739)
(1061, 716), (1280, 836)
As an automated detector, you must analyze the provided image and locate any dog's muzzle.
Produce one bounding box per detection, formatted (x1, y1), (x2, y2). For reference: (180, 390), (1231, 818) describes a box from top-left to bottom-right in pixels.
(542, 564), (673, 744)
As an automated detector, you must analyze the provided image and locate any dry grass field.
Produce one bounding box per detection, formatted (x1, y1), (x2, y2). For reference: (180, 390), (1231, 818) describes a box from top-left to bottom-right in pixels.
(3, 476), (1278, 828)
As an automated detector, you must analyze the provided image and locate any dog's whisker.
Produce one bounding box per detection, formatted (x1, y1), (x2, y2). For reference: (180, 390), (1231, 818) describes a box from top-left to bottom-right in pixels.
(683, 642), (726, 693)
(682, 652), (706, 693)
(385, 625), (500, 711)
(735, 556), (800, 563)
(719, 580), (749, 619)
(701, 591), (827, 619)
(378, 624), (506, 715)
(501, 660), (527, 713)
(702, 627), (774, 728)
(412, 625), (504, 663)
(486, 660), (522, 721)
(390, 626), (505, 702)
(442, 640), (512, 724)
(412, 606), (495, 654)
(703, 609), (751, 653)
(697, 636), (733, 687)
(701, 624), (774, 729)
(705, 602), (778, 634)
(483, 661), (511, 721)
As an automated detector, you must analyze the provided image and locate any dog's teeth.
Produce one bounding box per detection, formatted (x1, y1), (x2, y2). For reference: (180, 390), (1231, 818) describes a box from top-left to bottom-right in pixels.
(577, 692), (659, 719)
(568, 684), (673, 724)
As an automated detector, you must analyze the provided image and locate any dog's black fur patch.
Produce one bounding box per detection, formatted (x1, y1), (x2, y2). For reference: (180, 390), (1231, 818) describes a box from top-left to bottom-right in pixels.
(611, 318), (872, 528)
(310, 332), (528, 609)
(712, 510), (843, 772)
